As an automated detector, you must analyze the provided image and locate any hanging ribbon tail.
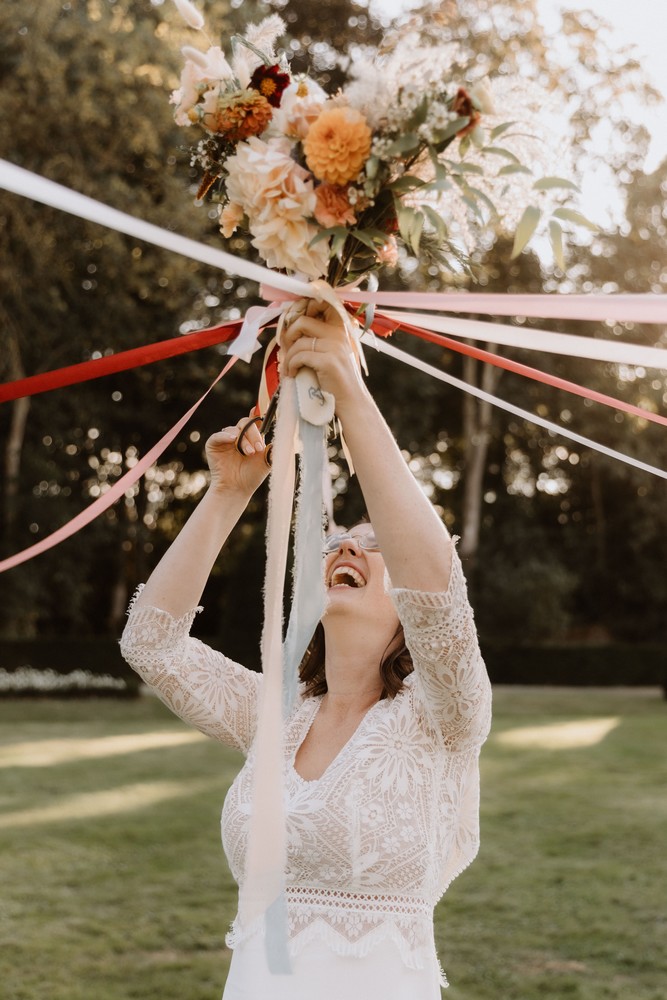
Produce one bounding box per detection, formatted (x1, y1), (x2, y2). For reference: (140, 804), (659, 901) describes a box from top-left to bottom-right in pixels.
(240, 377), (298, 974)
(228, 302), (286, 362)
(282, 418), (327, 715)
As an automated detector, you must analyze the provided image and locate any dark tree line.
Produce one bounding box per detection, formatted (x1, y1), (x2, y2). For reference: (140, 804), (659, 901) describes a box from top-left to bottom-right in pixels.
(1, 0), (665, 666)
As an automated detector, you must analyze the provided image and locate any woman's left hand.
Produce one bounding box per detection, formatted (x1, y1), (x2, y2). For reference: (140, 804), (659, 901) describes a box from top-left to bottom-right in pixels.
(279, 299), (366, 412)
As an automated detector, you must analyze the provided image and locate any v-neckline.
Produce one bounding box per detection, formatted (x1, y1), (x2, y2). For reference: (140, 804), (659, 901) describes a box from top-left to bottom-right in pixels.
(292, 696), (378, 785)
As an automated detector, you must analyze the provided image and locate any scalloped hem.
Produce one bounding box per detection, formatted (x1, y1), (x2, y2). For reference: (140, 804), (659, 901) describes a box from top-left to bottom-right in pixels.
(225, 916), (448, 989)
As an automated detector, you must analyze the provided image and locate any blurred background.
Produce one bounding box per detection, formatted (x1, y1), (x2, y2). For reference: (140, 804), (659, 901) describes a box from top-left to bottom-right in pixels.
(1, 0), (666, 684)
(0, 3), (666, 999)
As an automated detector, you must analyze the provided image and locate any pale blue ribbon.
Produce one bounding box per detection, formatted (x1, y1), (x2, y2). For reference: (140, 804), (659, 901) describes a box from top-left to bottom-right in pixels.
(264, 414), (327, 973)
(282, 417), (327, 716)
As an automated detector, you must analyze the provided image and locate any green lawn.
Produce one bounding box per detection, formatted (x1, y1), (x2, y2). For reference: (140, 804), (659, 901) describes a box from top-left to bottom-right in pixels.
(0, 688), (665, 1000)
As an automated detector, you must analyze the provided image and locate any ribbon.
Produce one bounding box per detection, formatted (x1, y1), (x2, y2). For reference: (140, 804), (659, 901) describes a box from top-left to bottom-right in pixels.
(0, 321), (243, 404)
(371, 314), (667, 429)
(4, 160), (666, 337)
(361, 334), (667, 482)
(345, 289), (667, 324)
(241, 377), (298, 972)
(0, 357), (238, 573)
(282, 418), (327, 716)
(378, 310), (667, 370)
(2, 307), (666, 574)
(0, 160), (308, 299)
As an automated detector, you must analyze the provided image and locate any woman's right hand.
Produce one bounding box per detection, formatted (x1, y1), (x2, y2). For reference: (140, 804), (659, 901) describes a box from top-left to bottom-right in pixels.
(205, 412), (271, 497)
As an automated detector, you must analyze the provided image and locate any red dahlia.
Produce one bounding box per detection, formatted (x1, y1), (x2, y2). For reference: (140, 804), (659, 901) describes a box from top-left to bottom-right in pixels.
(249, 64), (290, 108)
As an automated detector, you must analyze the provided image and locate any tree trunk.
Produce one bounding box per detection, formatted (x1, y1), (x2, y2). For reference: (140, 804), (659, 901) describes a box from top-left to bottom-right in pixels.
(1, 319), (30, 549)
(459, 347), (502, 573)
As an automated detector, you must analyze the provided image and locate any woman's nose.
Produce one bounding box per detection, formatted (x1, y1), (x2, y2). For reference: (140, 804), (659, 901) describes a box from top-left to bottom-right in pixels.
(338, 536), (361, 555)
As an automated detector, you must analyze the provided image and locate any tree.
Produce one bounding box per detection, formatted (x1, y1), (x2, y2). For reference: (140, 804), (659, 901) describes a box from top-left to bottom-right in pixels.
(1, 0), (665, 657)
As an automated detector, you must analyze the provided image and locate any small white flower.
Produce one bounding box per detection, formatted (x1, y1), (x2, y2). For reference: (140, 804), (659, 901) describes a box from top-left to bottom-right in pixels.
(381, 833), (401, 853)
(396, 802), (415, 821)
(360, 801), (386, 828)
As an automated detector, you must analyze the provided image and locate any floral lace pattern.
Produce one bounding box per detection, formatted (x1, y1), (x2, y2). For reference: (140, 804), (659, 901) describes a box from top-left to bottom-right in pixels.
(120, 586), (260, 753)
(120, 546), (491, 979)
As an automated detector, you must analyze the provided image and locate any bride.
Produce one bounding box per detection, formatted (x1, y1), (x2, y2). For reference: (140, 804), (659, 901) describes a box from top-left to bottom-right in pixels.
(120, 299), (492, 999)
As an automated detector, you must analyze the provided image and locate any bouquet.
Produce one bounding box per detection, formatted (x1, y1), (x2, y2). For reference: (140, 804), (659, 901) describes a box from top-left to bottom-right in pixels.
(167, 1), (580, 286)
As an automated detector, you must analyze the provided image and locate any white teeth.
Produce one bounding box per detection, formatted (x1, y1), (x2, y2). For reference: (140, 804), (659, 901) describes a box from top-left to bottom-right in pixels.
(330, 566), (366, 588)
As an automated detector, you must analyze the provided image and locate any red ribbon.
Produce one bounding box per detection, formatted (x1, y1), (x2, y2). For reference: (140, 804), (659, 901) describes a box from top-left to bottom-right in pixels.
(370, 313), (667, 429)
(0, 320), (243, 403)
(0, 356), (239, 573)
(1, 306), (665, 573)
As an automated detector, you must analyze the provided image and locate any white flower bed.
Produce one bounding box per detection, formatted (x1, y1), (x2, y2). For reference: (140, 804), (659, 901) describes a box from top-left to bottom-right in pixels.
(0, 666), (128, 694)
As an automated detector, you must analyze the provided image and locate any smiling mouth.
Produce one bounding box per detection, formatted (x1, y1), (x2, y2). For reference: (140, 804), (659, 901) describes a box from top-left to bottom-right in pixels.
(329, 566), (366, 589)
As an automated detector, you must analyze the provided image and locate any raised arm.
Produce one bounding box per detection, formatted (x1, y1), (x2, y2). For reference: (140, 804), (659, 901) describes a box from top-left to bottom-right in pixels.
(119, 415), (270, 752)
(281, 302), (452, 593)
(132, 414), (270, 617)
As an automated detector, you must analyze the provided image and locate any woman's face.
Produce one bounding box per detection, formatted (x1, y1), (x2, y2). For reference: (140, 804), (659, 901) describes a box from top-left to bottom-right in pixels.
(322, 524), (399, 631)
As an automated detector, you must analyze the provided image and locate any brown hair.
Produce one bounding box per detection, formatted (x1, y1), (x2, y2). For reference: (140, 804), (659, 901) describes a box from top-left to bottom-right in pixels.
(298, 621), (414, 700)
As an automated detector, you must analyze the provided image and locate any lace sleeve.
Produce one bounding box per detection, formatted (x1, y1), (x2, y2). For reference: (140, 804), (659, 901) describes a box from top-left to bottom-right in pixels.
(119, 587), (261, 754)
(391, 545), (492, 752)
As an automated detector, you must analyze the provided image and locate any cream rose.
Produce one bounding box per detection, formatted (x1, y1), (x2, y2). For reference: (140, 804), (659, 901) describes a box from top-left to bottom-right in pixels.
(224, 137), (329, 277)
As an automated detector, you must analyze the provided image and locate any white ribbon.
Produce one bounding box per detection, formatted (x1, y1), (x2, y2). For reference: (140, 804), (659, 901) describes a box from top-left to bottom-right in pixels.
(0, 160), (308, 298)
(381, 309), (667, 370)
(361, 334), (667, 481)
(3, 160), (665, 371)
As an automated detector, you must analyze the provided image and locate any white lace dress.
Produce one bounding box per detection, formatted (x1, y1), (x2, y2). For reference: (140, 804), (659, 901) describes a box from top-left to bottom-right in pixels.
(120, 546), (492, 999)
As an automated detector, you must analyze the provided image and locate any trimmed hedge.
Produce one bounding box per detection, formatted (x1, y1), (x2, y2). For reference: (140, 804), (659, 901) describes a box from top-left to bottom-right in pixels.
(1, 639), (665, 698)
(0, 638), (140, 697)
(481, 641), (667, 695)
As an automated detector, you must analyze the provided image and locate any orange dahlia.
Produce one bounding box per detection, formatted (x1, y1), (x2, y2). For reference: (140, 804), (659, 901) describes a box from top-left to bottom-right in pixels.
(303, 107), (372, 186)
(313, 183), (356, 228)
(200, 89), (273, 141)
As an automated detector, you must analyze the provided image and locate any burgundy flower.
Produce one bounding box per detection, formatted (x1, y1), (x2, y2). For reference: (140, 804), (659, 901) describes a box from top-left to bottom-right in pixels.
(451, 87), (482, 137)
(249, 63), (290, 108)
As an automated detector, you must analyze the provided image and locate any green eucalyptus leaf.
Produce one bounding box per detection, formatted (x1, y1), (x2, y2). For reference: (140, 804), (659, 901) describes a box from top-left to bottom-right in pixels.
(397, 205), (424, 254)
(490, 120), (518, 140)
(409, 211), (425, 254)
(385, 132), (421, 156)
(450, 162), (485, 175)
(350, 229), (382, 251)
(498, 163), (533, 177)
(422, 177), (452, 192)
(462, 194), (484, 222)
(552, 207), (600, 231)
(511, 205), (542, 258)
(363, 226), (394, 242)
(332, 231), (348, 260)
(421, 204), (448, 239)
(407, 95), (429, 130)
(309, 225), (348, 247)
(465, 186), (499, 218)
(389, 174), (427, 192)
(483, 145), (521, 164)
(533, 176), (581, 192)
(470, 124), (486, 148)
(365, 156), (380, 180)
(548, 219), (565, 270)
(431, 117), (470, 144)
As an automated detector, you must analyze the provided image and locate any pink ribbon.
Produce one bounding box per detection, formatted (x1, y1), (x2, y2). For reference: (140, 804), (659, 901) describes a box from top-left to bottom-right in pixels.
(0, 357), (237, 573)
(260, 283), (667, 324)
